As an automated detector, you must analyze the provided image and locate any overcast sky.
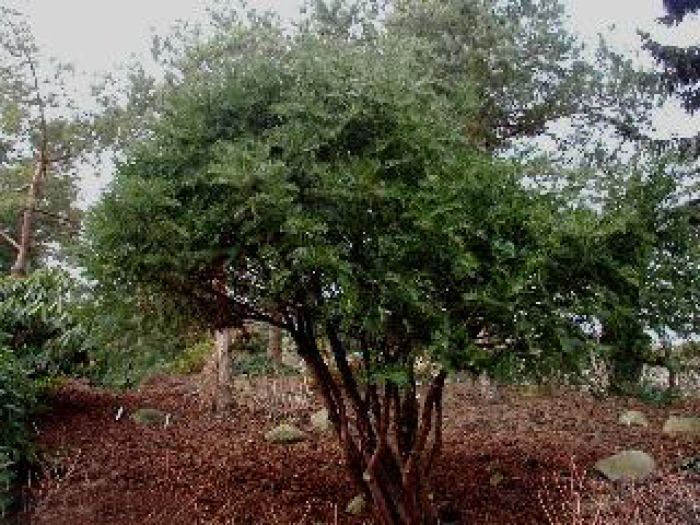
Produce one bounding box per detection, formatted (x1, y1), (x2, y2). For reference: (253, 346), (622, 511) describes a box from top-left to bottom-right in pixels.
(8, 0), (698, 74)
(2, 0), (698, 203)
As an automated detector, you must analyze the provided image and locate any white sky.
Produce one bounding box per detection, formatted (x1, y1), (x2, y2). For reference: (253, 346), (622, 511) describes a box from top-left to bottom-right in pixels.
(2, 0), (698, 204)
(12, 0), (697, 72)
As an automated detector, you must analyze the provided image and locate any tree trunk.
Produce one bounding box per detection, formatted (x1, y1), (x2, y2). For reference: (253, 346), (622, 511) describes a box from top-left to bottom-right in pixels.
(267, 323), (283, 367)
(293, 322), (446, 525)
(11, 157), (45, 278)
(213, 328), (234, 413)
(664, 341), (679, 392)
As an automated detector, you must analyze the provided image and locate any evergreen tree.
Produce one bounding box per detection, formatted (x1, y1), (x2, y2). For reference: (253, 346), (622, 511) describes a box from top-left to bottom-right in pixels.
(642, 0), (700, 158)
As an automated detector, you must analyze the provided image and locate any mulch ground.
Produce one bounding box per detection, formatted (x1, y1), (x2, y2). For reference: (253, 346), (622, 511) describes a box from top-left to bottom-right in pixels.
(13, 375), (700, 524)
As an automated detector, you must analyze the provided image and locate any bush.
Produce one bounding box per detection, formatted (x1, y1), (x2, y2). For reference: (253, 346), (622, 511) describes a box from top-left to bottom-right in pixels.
(232, 353), (298, 377)
(0, 270), (86, 515)
(0, 347), (37, 516)
(622, 380), (683, 406)
(75, 284), (208, 388)
(168, 338), (213, 374)
(0, 270), (89, 378)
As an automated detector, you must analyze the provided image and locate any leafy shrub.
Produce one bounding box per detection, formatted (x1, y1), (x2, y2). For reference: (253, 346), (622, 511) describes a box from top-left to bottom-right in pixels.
(0, 347), (36, 516)
(232, 353), (298, 377)
(0, 270), (87, 515)
(75, 284), (208, 388)
(619, 380), (682, 406)
(168, 338), (213, 374)
(0, 270), (89, 378)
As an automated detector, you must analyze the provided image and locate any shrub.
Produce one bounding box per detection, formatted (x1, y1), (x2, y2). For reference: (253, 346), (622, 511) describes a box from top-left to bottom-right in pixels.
(0, 270), (86, 515)
(168, 338), (213, 374)
(0, 270), (89, 378)
(0, 347), (36, 517)
(622, 380), (683, 406)
(232, 353), (298, 377)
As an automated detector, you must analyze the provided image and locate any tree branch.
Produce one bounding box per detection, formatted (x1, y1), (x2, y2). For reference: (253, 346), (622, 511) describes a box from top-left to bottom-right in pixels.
(0, 229), (20, 251)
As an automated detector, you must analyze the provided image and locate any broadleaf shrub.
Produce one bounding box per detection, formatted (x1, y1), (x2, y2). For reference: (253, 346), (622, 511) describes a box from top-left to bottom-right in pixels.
(0, 347), (36, 517)
(0, 270), (89, 378)
(0, 270), (87, 515)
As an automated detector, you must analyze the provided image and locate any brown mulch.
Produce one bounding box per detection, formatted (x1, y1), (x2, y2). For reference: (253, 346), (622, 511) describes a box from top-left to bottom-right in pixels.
(15, 376), (700, 524)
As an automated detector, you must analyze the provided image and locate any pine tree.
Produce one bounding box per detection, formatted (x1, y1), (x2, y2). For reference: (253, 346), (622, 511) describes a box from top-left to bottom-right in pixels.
(638, 1), (700, 159)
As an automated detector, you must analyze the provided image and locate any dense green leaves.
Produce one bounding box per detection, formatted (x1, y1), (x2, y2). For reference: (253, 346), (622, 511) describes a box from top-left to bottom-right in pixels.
(84, 15), (628, 384)
(0, 347), (35, 517)
(0, 270), (84, 515)
(0, 270), (88, 377)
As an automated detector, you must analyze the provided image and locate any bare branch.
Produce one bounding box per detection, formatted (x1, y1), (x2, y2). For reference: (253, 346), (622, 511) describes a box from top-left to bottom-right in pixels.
(0, 229), (20, 251)
(4, 184), (31, 193)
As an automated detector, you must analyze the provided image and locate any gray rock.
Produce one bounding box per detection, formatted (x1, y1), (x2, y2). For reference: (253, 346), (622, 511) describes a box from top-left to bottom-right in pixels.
(489, 471), (505, 486)
(310, 408), (332, 433)
(594, 450), (656, 481)
(346, 494), (367, 516)
(619, 410), (649, 428)
(662, 416), (700, 435)
(130, 408), (169, 426)
(517, 384), (543, 398)
(265, 423), (307, 444)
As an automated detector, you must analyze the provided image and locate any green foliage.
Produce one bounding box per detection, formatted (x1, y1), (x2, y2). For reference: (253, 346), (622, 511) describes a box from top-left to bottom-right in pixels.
(0, 270), (88, 378)
(0, 347), (37, 516)
(0, 269), (90, 513)
(232, 353), (299, 377)
(75, 286), (205, 388)
(78, 4), (700, 520)
(82, 13), (619, 387)
(168, 338), (213, 375)
(617, 379), (683, 407)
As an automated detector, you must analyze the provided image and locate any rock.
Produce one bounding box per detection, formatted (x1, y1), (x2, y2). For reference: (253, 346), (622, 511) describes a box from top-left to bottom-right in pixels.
(265, 423), (307, 444)
(594, 450), (656, 482)
(346, 494), (367, 516)
(130, 408), (169, 426)
(489, 471), (505, 486)
(516, 385), (543, 398)
(310, 408), (332, 433)
(515, 384), (555, 399)
(618, 410), (649, 428)
(662, 416), (700, 435)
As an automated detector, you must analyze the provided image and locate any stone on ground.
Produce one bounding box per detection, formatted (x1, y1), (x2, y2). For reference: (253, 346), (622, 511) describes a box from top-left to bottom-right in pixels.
(594, 450), (656, 481)
(265, 423), (307, 444)
(130, 408), (169, 426)
(346, 494), (367, 516)
(618, 410), (649, 428)
(662, 416), (700, 435)
(310, 408), (332, 433)
(489, 471), (505, 486)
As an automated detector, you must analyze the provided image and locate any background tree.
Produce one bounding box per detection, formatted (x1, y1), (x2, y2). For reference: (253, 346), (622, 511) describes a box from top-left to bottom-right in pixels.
(0, 6), (92, 277)
(661, 0), (700, 25)
(304, 0), (658, 152)
(642, 0), (700, 160)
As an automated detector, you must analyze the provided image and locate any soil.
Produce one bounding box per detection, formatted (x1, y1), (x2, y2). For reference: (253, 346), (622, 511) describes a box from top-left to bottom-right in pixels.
(14, 375), (700, 524)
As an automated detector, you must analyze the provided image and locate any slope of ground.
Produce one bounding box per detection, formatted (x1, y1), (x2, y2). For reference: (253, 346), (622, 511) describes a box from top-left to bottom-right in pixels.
(15, 375), (700, 524)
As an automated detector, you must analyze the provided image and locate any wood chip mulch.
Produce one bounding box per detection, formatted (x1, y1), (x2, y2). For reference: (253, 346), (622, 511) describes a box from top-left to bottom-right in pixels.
(13, 376), (700, 524)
